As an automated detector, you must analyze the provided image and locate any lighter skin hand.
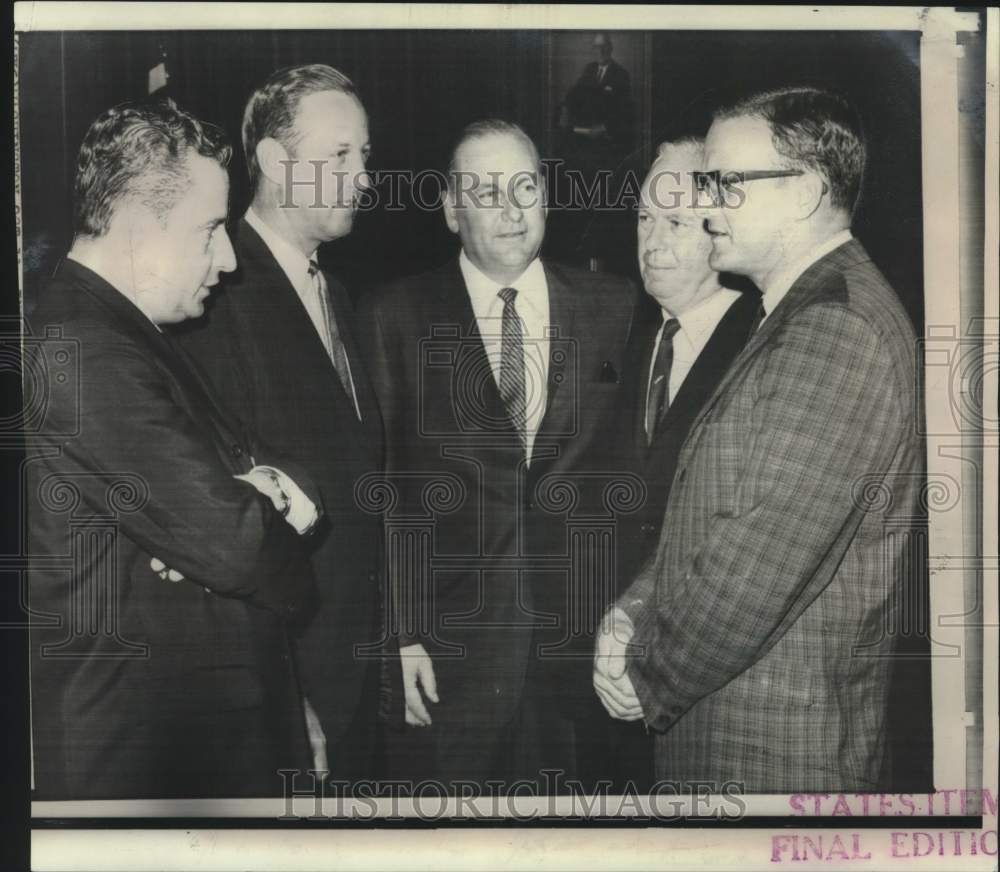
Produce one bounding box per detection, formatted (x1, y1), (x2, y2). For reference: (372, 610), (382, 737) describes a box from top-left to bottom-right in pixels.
(593, 607), (644, 721)
(150, 556), (184, 582)
(400, 642), (439, 726)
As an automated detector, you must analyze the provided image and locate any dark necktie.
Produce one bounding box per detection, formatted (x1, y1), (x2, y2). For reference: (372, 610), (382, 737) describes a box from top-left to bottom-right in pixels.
(309, 259), (360, 419)
(497, 286), (527, 451)
(645, 317), (682, 445)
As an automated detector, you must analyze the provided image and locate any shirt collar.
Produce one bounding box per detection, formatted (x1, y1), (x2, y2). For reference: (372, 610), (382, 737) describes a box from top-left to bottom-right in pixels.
(661, 286), (741, 349)
(761, 228), (853, 319)
(245, 207), (317, 293)
(459, 249), (548, 322)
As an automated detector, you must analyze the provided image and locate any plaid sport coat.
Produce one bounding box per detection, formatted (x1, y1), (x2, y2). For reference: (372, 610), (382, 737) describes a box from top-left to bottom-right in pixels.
(620, 239), (924, 792)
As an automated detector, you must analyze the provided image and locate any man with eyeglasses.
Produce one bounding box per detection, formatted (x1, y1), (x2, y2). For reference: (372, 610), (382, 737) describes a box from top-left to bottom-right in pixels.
(595, 87), (923, 792)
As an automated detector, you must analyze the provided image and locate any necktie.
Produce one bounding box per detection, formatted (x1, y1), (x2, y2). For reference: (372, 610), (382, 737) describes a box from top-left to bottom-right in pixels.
(645, 318), (682, 445)
(497, 287), (527, 452)
(598, 64), (607, 82)
(309, 259), (360, 420)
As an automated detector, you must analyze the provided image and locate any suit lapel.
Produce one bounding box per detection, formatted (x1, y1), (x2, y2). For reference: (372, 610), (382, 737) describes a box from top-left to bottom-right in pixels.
(439, 261), (516, 437)
(161, 332), (252, 462)
(684, 239), (871, 442)
(651, 290), (760, 451)
(322, 268), (382, 444)
(536, 262), (577, 441)
(236, 220), (372, 436)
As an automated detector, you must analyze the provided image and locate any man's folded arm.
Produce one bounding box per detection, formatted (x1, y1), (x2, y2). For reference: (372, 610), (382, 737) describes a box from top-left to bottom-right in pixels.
(63, 343), (312, 614)
(626, 305), (909, 730)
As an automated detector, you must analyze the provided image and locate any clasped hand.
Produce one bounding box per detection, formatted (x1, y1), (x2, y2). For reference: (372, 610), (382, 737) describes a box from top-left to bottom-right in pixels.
(593, 606), (644, 721)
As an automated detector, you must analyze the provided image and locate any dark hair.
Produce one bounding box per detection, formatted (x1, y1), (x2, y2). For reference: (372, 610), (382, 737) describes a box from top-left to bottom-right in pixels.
(73, 98), (231, 238)
(446, 119), (541, 189)
(242, 63), (359, 193)
(714, 86), (866, 212)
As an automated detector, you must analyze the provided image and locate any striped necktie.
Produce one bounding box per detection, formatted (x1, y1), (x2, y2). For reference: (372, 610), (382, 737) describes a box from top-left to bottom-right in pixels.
(497, 286), (527, 452)
(645, 317), (681, 445)
(309, 259), (360, 420)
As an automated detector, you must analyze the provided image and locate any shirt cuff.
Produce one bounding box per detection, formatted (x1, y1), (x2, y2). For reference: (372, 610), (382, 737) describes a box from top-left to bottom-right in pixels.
(259, 465), (320, 535)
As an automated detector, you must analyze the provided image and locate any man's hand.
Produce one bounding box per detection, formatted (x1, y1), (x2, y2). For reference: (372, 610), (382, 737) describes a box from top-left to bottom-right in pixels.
(150, 556), (184, 582)
(593, 606), (644, 721)
(234, 466), (319, 535)
(400, 642), (438, 727)
(303, 697), (328, 774)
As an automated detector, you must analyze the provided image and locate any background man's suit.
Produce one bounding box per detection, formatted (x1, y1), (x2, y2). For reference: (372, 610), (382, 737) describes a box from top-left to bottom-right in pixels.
(175, 219), (384, 778)
(360, 259), (636, 787)
(622, 239), (924, 791)
(27, 259), (314, 799)
(566, 59), (632, 149)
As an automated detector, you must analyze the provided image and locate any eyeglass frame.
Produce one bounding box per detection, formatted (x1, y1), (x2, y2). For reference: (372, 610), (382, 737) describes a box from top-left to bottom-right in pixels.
(693, 169), (829, 207)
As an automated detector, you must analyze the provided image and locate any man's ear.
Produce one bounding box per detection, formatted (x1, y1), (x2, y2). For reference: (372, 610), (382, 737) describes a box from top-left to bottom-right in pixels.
(256, 137), (292, 188)
(114, 198), (159, 239)
(441, 188), (459, 235)
(539, 174), (549, 219)
(796, 171), (827, 220)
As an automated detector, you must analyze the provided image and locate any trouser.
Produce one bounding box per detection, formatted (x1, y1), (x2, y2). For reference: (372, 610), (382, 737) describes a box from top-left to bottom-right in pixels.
(382, 663), (631, 794)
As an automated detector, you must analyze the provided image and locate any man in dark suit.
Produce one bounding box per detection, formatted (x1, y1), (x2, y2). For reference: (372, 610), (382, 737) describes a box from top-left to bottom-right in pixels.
(175, 64), (383, 781)
(595, 88), (924, 792)
(27, 100), (320, 800)
(563, 33), (632, 151)
(609, 139), (760, 788)
(360, 120), (637, 791)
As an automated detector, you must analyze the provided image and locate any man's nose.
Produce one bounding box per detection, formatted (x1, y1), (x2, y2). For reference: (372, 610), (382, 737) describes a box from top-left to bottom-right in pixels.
(214, 227), (237, 274)
(691, 178), (719, 219)
(352, 158), (371, 193)
(501, 196), (524, 222)
(647, 217), (674, 248)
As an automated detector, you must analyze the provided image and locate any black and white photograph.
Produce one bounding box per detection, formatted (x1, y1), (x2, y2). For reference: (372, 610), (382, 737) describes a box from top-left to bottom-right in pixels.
(6, 3), (996, 870)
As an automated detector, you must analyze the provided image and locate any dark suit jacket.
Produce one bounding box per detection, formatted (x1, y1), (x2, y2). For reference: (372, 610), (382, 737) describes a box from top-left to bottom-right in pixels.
(27, 258), (314, 800)
(616, 290), (761, 586)
(566, 59), (632, 146)
(358, 259), (637, 727)
(174, 218), (384, 748)
(622, 240), (924, 791)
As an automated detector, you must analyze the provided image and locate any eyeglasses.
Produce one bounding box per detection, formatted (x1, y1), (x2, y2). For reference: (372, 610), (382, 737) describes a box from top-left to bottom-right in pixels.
(694, 169), (806, 205)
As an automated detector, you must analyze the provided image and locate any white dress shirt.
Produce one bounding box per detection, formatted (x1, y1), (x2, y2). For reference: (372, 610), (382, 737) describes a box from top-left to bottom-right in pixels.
(244, 208), (360, 416)
(760, 229), (853, 322)
(645, 287), (741, 429)
(459, 249), (550, 463)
